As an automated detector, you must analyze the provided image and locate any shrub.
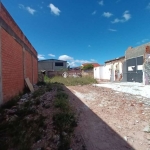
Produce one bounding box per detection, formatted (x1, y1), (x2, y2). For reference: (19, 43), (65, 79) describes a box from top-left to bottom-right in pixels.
(82, 64), (94, 70)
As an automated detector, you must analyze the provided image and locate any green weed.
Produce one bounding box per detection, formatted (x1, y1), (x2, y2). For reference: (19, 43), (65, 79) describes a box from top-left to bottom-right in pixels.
(45, 76), (97, 86)
(32, 88), (45, 98)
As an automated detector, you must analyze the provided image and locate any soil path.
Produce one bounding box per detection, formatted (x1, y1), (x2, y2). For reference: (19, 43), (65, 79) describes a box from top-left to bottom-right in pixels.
(65, 85), (150, 150)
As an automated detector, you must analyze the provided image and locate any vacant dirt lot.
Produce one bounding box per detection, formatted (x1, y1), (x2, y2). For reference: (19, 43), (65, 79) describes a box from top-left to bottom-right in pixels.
(65, 84), (150, 150)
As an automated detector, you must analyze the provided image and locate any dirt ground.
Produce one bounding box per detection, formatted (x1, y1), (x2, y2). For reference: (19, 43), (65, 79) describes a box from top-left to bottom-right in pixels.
(65, 84), (150, 150)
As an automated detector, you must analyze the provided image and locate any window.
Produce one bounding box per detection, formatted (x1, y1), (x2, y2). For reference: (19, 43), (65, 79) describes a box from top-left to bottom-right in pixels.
(55, 62), (64, 66)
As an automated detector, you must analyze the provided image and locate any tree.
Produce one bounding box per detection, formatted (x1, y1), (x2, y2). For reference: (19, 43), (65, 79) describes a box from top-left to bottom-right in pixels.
(82, 64), (94, 70)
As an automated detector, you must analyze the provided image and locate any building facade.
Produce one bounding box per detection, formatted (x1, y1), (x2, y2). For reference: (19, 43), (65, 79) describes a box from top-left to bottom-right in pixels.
(94, 56), (125, 82)
(0, 3), (38, 104)
(38, 59), (67, 73)
(125, 43), (150, 84)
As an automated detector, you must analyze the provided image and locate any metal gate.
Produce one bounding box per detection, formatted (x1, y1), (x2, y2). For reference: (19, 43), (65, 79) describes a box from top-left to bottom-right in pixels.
(126, 56), (143, 83)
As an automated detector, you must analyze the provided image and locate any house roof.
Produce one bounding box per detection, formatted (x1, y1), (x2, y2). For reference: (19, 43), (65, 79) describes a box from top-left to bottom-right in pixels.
(126, 42), (150, 59)
(82, 63), (100, 67)
(105, 56), (125, 63)
(38, 59), (67, 62)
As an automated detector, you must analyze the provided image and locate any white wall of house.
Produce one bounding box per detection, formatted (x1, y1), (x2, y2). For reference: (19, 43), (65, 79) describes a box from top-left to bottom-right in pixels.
(94, 67), (100, 79)
(94, 65), (111, 80)
(94, 61), (124, 82)
(103, 64), (111, 80)
(110, 62), (123, 82)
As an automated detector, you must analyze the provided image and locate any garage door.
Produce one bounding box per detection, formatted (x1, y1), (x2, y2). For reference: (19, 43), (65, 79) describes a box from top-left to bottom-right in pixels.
(126, 56), (143, 83)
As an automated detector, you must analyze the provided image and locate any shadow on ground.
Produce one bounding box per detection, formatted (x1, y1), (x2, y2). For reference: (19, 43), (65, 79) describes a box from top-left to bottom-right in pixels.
(63, 86), (134, 150)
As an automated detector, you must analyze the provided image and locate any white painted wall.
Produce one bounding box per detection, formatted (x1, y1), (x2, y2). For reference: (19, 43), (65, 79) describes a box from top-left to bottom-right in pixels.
(94, 65), (111, 80)
(110, 62), (123, 82)
(94, 67), (100, 79)
(94, 61), (124, 82)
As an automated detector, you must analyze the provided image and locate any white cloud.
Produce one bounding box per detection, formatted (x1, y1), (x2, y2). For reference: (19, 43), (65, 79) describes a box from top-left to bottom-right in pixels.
(48, 54), (55, 57)
(108, 28), (117, 32)
(74, 59), (91, 64)
(91, 59), (96, 62)
(103, 12), (113, 18)
(137, 39), (149, 45)
(48, 3), (61, 16)
(92, 10), (97, 15)
(142, 39), (149, 43)
(68, 61), (76, 67)
(19, 4), (36, 15)
(38, 54), (45, 60)
(58, 55), (73, 61)
(19, 4), (25, 9)
(26, 7), (36, 15)
(123, 10), (131, 21)
(99, 0), (104, 6)
(111, 18), (120, 23)
(111, 10), (131, 23)
(146, 3), (150, 9)
(58, 55), (93, 67)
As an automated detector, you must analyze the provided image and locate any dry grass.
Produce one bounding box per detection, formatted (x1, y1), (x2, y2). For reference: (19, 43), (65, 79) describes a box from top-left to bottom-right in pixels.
(45, 76), (97, 86)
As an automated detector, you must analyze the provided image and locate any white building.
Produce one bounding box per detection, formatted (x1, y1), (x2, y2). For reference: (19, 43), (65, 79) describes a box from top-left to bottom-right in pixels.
(94, 56), (125, 82)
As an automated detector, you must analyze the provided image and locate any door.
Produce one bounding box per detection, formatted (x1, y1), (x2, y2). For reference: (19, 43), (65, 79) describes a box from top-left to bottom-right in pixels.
(126, 56), (143, 83)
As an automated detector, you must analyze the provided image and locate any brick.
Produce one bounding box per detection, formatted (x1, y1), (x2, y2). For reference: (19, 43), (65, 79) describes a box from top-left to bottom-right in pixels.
(0, 3), (38, 103)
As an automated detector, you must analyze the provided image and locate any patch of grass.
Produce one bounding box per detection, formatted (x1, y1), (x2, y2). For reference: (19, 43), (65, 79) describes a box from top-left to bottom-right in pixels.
(34, 97), (41, 105)
(54, 98), (70, 112)
(45, 76), (97, 86)
(46, 83), (53, 92)
(58, 135), (71, 150)
(0, 94), (21, 113)
(54, 92), (70, 111)
(53, 112), (77, 132)
(44, 75), (50, 83)
(32, 88), (45, 98)
(53, 88), (77, 150)
(55, 92), (68, 99)
(37, 81), (46, 86)
(53, 111), (77, 150)
(0, 98), (46, 150)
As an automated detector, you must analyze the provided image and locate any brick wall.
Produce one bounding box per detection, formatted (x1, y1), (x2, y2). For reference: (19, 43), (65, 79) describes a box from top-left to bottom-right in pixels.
(33, 57), (38, 83)
(25, 51), (33, 83)
(0, 3), (37, 56)
(0, 2), (38, 103)
(1, 28), (24, 101)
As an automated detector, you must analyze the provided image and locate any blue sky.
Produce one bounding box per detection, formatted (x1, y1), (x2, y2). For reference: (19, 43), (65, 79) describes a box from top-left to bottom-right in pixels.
(2, 0), (150, 66)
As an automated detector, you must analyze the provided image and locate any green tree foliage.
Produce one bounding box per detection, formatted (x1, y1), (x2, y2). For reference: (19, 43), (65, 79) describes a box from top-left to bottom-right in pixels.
(82, 64), (94, 70)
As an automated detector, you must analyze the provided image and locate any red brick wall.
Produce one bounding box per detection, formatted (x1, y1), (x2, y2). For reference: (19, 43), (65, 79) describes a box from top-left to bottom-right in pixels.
(1, 29), (24, 102)
(0, 3), (38, 103)
(25, 51), (33, 83)
(0, 3), (37, 56)
(33, 56), (38, 84)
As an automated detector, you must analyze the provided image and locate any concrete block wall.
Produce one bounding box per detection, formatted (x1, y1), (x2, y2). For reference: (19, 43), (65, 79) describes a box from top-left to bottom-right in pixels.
(0, 2), (38, 104)
(38, 60), (67, 72)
